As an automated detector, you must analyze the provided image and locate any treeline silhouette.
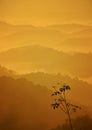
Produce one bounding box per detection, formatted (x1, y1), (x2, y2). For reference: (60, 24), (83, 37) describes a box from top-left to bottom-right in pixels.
(0, 65), (15, 77)
(51, 115), (92, 130)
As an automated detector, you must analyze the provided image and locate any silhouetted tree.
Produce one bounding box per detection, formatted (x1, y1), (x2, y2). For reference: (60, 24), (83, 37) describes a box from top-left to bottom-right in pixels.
(51, 84), (81, 130)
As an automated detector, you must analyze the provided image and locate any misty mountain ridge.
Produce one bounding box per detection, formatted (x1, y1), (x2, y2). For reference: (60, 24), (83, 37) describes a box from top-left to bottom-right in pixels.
(70, 28), (92, 37)
(0, 45), (92, 78)
(45, 23), (92, 33)
(0, 26), (65, 52)
(0, 65), (92, 108)
(0, 65), (16, 77)
(0, 21), (92, 52)
(20, 71), (92, 107)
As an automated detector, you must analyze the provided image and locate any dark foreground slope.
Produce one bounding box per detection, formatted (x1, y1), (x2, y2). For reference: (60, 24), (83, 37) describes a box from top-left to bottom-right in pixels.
(0, 76), (66, 130)
(0, 70), (92, 129)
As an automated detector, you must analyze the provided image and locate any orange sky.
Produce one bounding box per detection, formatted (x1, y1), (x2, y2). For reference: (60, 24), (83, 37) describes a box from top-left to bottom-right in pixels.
(0, 0), (92, 26)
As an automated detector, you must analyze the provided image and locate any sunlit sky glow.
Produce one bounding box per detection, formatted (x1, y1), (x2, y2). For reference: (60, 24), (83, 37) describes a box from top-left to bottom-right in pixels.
(0, 0), (92, 26)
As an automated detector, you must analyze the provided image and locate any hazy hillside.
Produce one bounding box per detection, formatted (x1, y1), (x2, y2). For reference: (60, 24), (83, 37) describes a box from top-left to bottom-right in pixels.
(0, 76), (71, 130)
(0, 65), (15, 77)
(0, 45), (92, 78)
(59, 28), (92, 52)
(45, 24), (91, 33)
(21, 72), (91, 87)
(0, 65), (92, 108)
(0, 74), (91, 130)
(61, 37), (92, 52)
(21, 72), (92, 107)
(0, 21), (92, 52)
(0, 21), (36, 37)
(0, 29), (65, 52)
(70, 28), (92, 38)
(0, 21), (17, 37)
(0, 21), (66, 52)
(0, 45), (66, 73)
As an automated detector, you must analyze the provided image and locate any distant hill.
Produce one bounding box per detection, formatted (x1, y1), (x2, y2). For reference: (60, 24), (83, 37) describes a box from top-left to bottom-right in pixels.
(0, 28), (65, 52)
(45, 24), (92, 33)
(21, 72), (92, 107)
(60, 37), (92, 52)
(70, 28), (92, 38)
(59, 28), (92, 52)
(0, 22), (92, 52)
(0, 45), (66, 73)
(0, 65), (15, 77)
(0, 22), (67, 52)
(0, 21), (36, 37)
(0, 21), (16, 37)
(0, 45), (92, 78)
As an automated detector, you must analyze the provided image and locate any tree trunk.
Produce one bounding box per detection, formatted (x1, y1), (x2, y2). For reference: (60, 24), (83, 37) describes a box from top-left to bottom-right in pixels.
(67, 110), (73, 130)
